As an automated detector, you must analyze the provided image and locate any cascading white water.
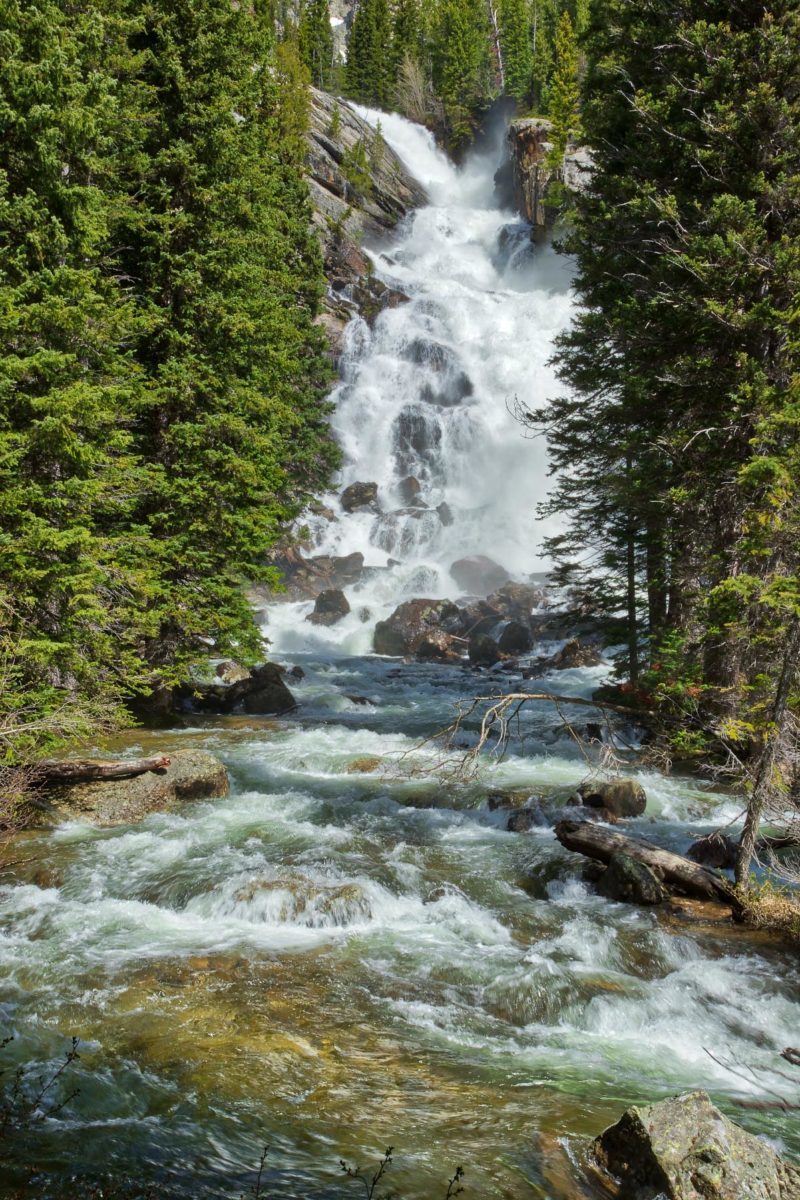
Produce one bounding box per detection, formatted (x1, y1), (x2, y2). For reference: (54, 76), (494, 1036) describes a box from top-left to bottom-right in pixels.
(268, 110), (573, 655)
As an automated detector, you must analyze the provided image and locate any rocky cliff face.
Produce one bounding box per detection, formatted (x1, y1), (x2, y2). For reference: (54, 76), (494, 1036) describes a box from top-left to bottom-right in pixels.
(499, 117), (591, 230)
(305, 89), (428, 356)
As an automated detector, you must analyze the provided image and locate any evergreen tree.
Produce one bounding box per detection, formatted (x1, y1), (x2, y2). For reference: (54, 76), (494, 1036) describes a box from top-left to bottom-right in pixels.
(547, 9), (579, 163)
(499, 0), (533, 103)
(431, 0), (491, 146)
(346, 0), (393, 106)
(391, 0), (421, 80)
(115, 0), (337, 693)
(539, 0), (800, 801)
(530, 0), (558, 112)
(298, 0), (334, 89)
(0, 0), (149, 724)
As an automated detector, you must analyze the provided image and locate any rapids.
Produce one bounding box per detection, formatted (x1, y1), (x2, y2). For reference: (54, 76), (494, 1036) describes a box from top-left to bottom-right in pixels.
(1, 111), (799, 1199)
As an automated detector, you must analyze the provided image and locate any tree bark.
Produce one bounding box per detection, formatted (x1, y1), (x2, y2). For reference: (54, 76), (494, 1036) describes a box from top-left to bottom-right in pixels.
(554, 818), (734, 902)
(37, 755), (171, 785)
(735, 615), (800, 887)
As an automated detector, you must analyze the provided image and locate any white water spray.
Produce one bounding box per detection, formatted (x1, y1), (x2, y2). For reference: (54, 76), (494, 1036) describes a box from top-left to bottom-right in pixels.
(269, 108), (574, 652)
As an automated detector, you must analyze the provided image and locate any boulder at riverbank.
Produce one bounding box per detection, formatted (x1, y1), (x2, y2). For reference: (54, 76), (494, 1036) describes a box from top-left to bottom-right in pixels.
(592, 1090), (800, 1199)
(38, 750), (229, 828)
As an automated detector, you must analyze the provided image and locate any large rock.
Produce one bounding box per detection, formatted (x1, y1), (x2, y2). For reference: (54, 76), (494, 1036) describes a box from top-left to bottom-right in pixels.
(373, 598), (462, 657)
(305, 89), (427, 355)
(497, 619), (533, 655)
(502, 118), (591, 230)
(579, 778), (647, 818)
(468, 632), (501, 666)
(487, 581), (545, 618)
(180, 661), (296, 715)
(597, 852), (667, 905)
(525, 638), (603, 677)
(592, 1090), (800, 1199)
(450, 555), (511, 596)
(306, 588), (351, 627)
(265, 548), (364, 601)
(42, 750), (229, 827)
(340, 481), (379, 512)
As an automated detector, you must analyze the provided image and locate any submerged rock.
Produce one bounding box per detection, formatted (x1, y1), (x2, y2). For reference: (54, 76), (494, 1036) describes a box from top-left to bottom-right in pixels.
(592, 1089), (800, 1199)
(579, 778), (647, 818)
(41, 750), (229, 827)
(597, 852), (667, 905)
(306, 587), (351, 626)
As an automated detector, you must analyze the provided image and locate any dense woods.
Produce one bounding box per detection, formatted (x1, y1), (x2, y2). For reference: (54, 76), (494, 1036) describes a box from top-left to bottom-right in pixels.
(0, 0), (337, 781)
(528, 0), (800, 875)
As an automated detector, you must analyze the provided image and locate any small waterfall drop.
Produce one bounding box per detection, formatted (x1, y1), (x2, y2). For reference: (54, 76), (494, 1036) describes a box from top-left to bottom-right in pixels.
(269, 108), (574, 653)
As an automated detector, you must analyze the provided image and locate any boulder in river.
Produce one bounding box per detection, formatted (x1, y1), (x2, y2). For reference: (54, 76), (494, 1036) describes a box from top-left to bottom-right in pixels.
(579, 778), (647, 818)
(306, 588), (351, 626)
(179, 661), (296, 715)
(592, 1089), (800, 1199)
(468, 632), (502, 666)
(497, 619), (533, 655)
(688, 832), (738, 871)
(524, 637), (603, 677)
(373, 598), (463, 657)
(41, 750), (229, 827)
(597, 852), (667, 905)
(341, 481), (379, 512)
(450, 555), (511, 596)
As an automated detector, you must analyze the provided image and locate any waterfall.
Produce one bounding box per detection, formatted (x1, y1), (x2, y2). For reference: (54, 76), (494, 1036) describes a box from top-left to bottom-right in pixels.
(268, 108), (575, 653)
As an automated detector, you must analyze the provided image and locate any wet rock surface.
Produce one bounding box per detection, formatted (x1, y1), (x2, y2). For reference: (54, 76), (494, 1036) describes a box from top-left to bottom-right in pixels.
(40, 750), (229, 828)
(597, 853), (668, 905)
(306, 588), (351, 627)
(449, 554), (511, 595)
(579, 778), (647, 819)
(178, 661), (297, 716)
(592, 1090), (800, 1199)
(373, 598), (462, 657)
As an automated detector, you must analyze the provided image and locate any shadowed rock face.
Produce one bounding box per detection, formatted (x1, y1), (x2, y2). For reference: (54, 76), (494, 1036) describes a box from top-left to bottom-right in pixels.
(40, 750), (229, 828)
(501, 118), (591, 230)
(592, 1090), (800, 1199)
(305, 89), (427, 357)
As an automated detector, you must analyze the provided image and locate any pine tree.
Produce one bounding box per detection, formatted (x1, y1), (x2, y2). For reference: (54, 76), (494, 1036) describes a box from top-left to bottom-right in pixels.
(431, 0), (491, 146)
(540, 0), (800, 801)
(547, 9), (579, 163)
(529, 0), (558, 112)
(112, 0), (337, 694)
(391, 0), (421, 80)
(298, 0), (334, 89)
(499, 0), (532, 103)
(346, 0), (393, 106)
(0, 0), (149, 725)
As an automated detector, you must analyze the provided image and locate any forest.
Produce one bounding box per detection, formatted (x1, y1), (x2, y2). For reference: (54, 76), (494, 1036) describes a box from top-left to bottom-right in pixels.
(1, 0), (800, 1196)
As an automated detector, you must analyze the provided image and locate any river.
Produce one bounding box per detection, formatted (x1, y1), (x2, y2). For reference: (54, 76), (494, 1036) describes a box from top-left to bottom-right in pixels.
(1, 109), (799, 1200)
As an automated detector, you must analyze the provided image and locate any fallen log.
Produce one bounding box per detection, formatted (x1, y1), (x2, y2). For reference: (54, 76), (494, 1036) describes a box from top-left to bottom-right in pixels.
(554, 818), (734, 903)
(37, 755), (171, 785)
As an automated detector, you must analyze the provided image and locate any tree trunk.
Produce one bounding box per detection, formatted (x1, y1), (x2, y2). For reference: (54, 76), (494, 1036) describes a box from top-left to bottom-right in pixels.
(37, 755), (171, 785)
(555, 818), (734, 902)
(735, 615), (800, 887)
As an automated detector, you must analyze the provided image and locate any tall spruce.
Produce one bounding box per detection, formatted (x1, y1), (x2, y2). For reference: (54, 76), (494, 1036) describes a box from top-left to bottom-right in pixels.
(298, 0), (334, 89)
(345, 0), (393, 106)
(0, 0), (149, 729)
(431, 0), (491, 146)
(538, 0), (800, 822)
(547, 9), (579, 163)
(499, 0), (533, 103)
(115, 0), (336, 694)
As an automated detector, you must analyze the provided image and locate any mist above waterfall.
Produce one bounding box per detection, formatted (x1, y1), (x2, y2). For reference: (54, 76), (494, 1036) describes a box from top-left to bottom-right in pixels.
(309, 108), (574, 604)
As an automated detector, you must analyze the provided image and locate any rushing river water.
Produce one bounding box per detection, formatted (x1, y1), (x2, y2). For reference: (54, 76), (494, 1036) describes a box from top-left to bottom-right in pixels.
(2, 111), (799, 1199)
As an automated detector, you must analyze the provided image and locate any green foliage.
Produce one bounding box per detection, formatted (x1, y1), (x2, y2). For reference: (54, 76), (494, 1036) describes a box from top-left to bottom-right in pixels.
(537, 0), (800, 754)
(499, 0), (533, 102)
(0, 0), (337, 745)
(345, 0), (393, 106)
(431, 0), (491, 146)
(341, 136), (373, 198)
(298, 0), (335, 88)
(547, 10), (579, 164)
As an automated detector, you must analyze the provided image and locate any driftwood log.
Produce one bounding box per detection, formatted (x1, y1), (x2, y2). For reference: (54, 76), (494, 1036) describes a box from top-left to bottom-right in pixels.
(37, 755), (171, 785)
(554, 818), (734, 903)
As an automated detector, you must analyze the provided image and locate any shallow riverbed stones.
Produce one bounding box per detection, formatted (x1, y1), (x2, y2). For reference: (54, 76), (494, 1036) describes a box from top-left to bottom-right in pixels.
(40, 750), (229, 828)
